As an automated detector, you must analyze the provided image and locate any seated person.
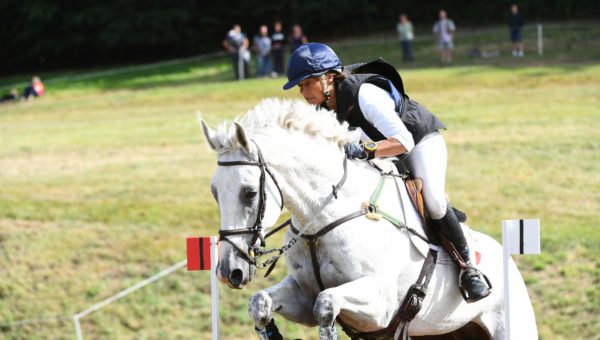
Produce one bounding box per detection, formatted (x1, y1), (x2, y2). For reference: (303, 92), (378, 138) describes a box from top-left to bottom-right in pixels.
(23, 76), (45, 99)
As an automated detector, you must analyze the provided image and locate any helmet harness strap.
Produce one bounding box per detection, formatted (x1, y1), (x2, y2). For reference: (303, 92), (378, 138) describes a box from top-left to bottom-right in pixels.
(320, 74), (331, 106)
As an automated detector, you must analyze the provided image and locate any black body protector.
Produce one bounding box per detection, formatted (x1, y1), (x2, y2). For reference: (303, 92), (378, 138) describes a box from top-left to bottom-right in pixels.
(334, 58), (445, 144)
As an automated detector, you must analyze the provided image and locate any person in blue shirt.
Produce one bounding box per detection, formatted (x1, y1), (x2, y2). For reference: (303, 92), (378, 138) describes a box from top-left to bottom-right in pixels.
(508, 4), (525, 57)
(253, 25), (273, 77)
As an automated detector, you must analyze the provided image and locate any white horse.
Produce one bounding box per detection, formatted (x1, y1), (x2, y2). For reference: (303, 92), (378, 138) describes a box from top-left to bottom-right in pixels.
(200, 98), (537, 339)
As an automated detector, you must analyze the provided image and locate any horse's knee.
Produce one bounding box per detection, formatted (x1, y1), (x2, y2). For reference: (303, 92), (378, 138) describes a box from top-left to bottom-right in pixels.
(249, 290), (273, 328)
(313, 291), (341, 326)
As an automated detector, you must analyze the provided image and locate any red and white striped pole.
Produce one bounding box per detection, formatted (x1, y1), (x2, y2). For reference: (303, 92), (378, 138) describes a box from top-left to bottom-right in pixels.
(187, 236), (220, 339)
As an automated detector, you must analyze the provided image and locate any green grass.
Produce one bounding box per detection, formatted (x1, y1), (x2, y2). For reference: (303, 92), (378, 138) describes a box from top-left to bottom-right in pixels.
(1, 21), (599, 339)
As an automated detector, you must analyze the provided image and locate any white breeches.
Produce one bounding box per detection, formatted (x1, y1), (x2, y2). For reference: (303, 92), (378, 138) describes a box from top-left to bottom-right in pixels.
(404, 132), (448, 219)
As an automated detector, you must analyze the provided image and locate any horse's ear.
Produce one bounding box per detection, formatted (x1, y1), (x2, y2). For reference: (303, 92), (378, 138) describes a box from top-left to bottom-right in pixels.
(234, 122), (250, 153)
(198, 114), (218, 151)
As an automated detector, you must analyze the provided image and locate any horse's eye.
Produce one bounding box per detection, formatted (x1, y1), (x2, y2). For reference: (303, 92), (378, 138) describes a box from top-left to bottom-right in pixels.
(245, 190), (258, 199)
(240, 186), (258, 204)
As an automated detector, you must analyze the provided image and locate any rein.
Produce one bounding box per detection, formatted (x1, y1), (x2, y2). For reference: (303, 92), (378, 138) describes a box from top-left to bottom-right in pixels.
(216, 140), (349, 275)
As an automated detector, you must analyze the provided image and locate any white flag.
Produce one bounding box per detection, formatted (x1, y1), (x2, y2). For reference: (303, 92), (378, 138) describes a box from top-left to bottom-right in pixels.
(502, 219), (541, 254)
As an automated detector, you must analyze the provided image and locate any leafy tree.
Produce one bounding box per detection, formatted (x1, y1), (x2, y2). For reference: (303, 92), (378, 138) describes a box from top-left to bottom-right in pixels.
(0, 0), (597, 74)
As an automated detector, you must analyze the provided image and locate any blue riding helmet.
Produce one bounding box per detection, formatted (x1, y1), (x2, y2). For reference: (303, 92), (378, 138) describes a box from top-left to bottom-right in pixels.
(283, 43), (342, 90)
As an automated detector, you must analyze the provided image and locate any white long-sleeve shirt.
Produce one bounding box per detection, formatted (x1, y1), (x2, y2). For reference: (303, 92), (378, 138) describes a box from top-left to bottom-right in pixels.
(356, 83), (415, 152)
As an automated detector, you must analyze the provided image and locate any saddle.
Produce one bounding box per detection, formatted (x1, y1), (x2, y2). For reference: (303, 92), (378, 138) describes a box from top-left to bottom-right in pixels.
(390, 158), (469, 270)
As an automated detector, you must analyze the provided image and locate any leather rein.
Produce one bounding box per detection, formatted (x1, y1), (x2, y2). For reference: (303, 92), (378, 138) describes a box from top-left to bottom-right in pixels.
(216, 140), (348, 275)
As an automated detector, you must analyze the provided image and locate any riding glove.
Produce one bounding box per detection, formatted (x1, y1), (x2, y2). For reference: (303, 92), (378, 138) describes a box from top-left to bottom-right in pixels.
(344, 143), (367, 159)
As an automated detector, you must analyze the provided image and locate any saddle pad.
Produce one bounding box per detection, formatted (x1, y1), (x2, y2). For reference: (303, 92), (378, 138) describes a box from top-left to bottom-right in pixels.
(408, 224), (482, 267)
(370, 158), (398, 174)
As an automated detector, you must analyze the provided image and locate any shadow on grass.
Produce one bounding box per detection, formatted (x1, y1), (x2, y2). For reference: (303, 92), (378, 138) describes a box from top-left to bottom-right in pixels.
(0, 56), (239, 94)
(2, 21), (598, 94)
(49, 57), (237, 92)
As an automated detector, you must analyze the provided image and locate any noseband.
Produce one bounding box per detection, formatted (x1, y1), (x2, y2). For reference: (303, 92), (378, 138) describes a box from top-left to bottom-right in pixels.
(216, 141), (284, 266)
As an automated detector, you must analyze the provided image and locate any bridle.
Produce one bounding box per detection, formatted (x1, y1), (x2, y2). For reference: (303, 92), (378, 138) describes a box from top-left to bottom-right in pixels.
(216, 141), (285, 267)
(215, 139), (349, 274)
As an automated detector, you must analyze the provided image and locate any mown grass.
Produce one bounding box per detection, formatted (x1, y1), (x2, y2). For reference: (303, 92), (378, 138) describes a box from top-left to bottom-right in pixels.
(1, 21), (599, 340)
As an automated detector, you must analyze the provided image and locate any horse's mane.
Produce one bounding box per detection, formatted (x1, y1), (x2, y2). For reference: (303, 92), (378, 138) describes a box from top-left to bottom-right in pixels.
(212, 98), (358, 153)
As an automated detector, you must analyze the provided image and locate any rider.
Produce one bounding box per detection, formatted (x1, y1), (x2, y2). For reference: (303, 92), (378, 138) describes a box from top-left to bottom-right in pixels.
(282, 42), (491, 303)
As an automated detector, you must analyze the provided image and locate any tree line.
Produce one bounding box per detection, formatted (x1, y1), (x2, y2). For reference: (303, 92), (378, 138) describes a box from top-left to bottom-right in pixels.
(1, 0), (597, 75)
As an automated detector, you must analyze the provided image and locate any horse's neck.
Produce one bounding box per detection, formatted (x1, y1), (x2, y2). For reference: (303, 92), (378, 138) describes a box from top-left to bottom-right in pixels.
(261, 133), (384, 233)
(267, 138), (342, 227)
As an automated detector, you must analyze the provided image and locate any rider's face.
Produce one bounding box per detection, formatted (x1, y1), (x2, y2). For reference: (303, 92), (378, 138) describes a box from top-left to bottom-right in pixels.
(298, 77), (324, 105)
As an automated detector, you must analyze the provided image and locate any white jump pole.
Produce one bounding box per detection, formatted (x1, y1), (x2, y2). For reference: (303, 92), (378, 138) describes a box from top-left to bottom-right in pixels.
(210, 236), (220, 340)
(537, 24), (544, 56)
(502, 221), (513, 340)
(502, 219), (541, 340)
(72, 259), (187, 340)
(73, 315), (83, 340)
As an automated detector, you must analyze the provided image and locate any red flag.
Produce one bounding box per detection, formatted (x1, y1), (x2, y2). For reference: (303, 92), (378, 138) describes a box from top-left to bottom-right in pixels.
(187, 237), (212, 271)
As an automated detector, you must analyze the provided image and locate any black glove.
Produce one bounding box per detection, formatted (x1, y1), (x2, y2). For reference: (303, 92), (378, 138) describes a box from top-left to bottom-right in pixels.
(344, 143), (367, 159)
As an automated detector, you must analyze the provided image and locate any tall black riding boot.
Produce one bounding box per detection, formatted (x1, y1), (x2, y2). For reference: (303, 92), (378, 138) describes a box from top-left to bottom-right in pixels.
(435, 205), (492, 303)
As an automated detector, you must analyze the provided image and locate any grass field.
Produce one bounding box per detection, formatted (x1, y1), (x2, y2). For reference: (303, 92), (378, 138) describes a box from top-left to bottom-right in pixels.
(1, 22), (599, 339)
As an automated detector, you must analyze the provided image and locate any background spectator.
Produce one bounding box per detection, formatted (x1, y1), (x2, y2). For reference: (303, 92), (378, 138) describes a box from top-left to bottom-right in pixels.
(289, 24), (308, 53)
(223, 24), (250, 80)
(271, 21), (286, 76)
(508, 4), (525, 57)
(253, 25), (273, 77)
(433, 9), (456, 63)
(0, 88), (19, 103)
(23, 76), (45, 99)
(397, 13), (415, 62)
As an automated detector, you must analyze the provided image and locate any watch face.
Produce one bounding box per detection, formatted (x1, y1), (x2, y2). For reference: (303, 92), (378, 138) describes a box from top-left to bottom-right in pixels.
(364, 142), (377, 151)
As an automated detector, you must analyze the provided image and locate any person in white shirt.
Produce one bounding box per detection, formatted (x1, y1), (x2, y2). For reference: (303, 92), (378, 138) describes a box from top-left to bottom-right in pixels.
(283, 43), (491, 303)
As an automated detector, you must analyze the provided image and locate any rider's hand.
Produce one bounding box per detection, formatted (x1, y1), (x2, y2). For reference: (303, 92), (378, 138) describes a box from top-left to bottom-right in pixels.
(344, 143), (367, 160)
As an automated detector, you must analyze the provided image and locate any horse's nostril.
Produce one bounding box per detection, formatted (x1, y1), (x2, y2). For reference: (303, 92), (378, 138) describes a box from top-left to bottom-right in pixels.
(230, 269), (244, 287)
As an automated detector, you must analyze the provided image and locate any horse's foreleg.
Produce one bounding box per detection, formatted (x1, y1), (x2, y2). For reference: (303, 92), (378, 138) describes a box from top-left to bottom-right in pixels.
(314, 275), (397, 339)
(249, 275), (316, 336)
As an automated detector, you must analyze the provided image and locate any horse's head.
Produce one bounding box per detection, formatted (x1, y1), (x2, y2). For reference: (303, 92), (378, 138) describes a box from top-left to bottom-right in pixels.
(199, 98), (358, 288)
(201, 119), (283, 288)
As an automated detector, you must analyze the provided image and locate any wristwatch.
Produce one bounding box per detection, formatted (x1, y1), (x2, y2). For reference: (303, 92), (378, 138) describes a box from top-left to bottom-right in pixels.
(363, 141), (377, 160)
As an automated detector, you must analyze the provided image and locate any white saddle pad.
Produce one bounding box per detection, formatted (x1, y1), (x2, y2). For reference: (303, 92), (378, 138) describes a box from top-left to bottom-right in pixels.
(408, 224), (483, 267)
